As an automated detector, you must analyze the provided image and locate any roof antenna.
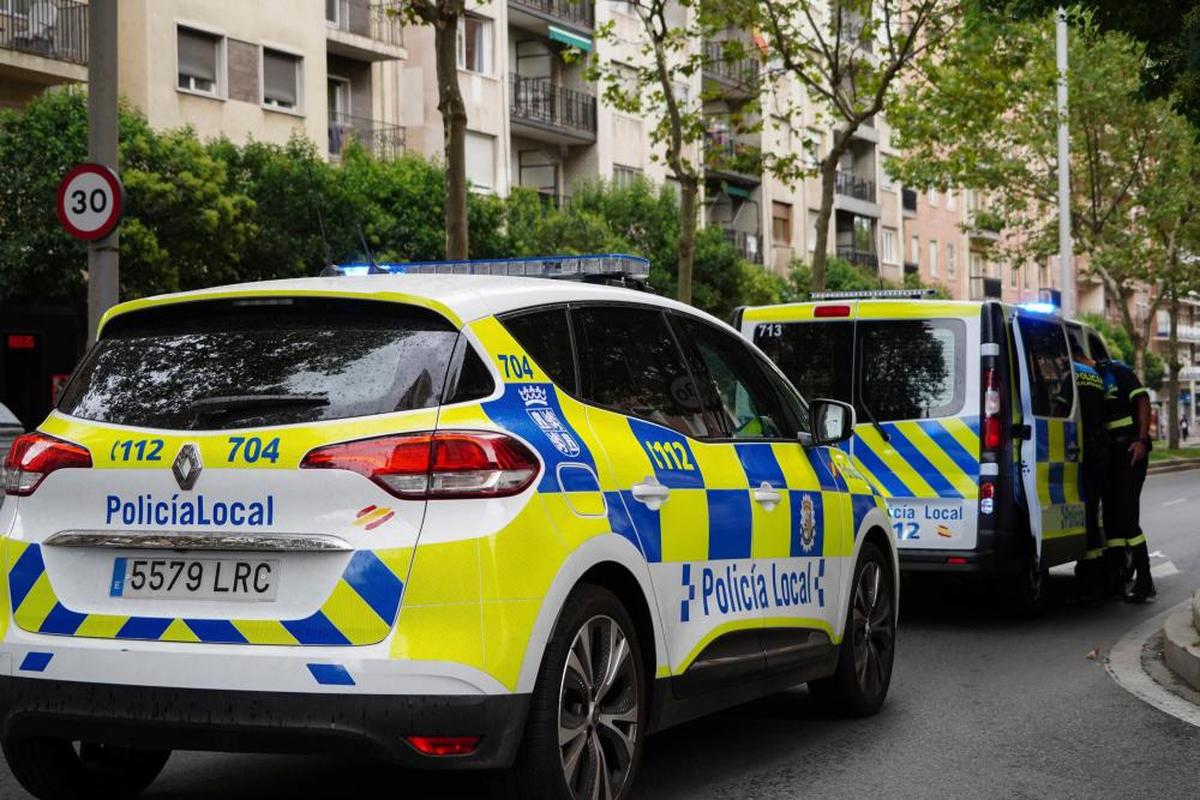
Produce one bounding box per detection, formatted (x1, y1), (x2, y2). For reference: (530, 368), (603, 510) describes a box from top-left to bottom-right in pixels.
(316, 206), (340, 277)
(357, 224), (387, 275)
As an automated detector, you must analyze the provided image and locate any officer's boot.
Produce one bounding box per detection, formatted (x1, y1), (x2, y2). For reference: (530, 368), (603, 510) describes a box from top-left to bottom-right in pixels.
(1104, 547), (1128, 600)
(1125, 539), (1156, 603)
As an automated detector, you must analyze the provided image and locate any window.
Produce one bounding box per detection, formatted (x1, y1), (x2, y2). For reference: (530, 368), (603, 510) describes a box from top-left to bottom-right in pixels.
(881, 228), (897, 264)
(970, 251), (984, 278)
(772, 202), (793, 245)
(1010, 263), (1019, 288)
(614, 62), (639, 100)
(574, 305), (713, 438)
(1018, 317), (1074, 418)
(613, 164), (643, 188)
(947, 243), (957, 278)
(880, 164), (895, 190)
(177, 27), (220, 95)
(909, 235), (920, 266)
(675, 317), (799, 439)
(60, 300), (459, 430)
(457, 15), (491, 74)
(858, 320), (965, 421)
(929, 240), (938, 277)
(466, 131), (495, 191)
(753, 321), (854, 407)
(446, 341), (496, 405)
(946, 190), (957, 210)
(500, 308), (577, 393)
(928, 187), (939, 207)
(263, 49), (300, 110)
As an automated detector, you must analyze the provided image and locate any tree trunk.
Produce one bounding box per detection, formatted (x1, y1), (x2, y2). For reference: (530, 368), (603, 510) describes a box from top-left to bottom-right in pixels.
(1168, 297), (1181, 450)
(434, 17), (468, 259)
(677, 176), (699, 305)
(811, 158), (839, 292)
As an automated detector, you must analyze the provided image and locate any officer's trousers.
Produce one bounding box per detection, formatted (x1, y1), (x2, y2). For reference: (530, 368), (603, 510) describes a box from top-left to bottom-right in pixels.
(1103, 436), (1150, 581)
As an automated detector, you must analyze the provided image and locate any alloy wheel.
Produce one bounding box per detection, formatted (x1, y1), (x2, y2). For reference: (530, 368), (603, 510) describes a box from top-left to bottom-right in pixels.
(558, 614), (640, 800)
(851, 560), (894, 699)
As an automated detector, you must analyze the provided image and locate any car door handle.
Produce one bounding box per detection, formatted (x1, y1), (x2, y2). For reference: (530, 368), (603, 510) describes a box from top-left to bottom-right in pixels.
(752, 482), (782, 512)
(631, 477), (670, 511)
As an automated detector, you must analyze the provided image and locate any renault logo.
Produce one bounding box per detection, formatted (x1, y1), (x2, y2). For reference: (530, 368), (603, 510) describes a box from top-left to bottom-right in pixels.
(172, 444), (203, 491)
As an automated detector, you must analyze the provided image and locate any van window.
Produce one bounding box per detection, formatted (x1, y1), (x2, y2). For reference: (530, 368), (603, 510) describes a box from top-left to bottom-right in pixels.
(59, 298), (460, 430)
(858, 319), (965, 421)
(573, 305), (713, 438)
(1018, 317), (1074, 418)
(500, 307), (577, 393)
(752, 321), (854, 405)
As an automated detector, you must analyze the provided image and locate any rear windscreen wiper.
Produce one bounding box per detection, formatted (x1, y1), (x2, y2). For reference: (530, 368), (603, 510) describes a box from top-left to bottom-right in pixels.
(189, 394), (330, 414)
(859, 400), (890, 443)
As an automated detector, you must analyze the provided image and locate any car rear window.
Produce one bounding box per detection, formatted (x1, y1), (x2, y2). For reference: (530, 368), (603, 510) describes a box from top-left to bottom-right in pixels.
(858, 319), (965, 421)
(58, 298), (461, 430)
(752, 320), (854, 404)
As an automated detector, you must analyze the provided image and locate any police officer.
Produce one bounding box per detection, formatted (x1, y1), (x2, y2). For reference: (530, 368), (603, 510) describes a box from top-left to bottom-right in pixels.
(1098, 356), (1155, 602)
(1070, 336), (1108, 599)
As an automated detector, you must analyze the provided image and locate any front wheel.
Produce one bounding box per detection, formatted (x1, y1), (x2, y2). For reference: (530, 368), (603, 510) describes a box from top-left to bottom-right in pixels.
(809, 541), (896, 717)
(2, 738), (170, 800)
(496, 584), (646, 800)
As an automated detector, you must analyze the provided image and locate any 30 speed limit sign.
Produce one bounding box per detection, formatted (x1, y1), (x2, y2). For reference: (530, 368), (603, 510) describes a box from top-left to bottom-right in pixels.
(56, 163), (125, 241)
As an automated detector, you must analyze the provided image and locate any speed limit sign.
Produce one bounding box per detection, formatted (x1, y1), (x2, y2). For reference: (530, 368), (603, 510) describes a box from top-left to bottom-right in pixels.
(56, 163), (124, 241)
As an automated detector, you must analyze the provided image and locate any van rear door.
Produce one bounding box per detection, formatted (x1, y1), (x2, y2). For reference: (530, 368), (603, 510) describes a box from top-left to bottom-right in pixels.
(1010, 312), (1086, 566)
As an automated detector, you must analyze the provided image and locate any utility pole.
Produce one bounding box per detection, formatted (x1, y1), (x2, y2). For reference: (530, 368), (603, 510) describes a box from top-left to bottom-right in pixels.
(1055, 7), (1073, 317)
(87, 0), (119, 344)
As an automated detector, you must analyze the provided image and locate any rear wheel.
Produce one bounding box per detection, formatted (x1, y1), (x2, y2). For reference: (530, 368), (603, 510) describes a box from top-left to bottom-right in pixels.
(809, 542), (896, 717)
(497, 585), (645, 800)
(2, 737), (169, 800)
(1007, 546), (1047, 618)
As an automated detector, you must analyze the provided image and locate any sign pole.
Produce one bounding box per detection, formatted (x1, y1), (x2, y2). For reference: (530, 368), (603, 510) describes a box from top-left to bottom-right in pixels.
(87, 0), (119, 345)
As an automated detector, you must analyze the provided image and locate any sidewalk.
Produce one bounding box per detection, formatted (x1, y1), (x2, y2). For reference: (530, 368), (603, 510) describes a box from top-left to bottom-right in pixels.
(1163, 591), (1200, 693)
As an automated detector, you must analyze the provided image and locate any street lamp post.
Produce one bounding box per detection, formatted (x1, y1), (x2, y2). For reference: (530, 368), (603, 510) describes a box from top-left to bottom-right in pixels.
(1056, 7), (1073, 318)
(87, 0), (119, 344)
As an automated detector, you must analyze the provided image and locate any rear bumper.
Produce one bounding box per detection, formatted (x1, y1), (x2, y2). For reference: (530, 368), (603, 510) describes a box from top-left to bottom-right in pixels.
(899, 548), (994, 574)
(0, 675), (528, 769)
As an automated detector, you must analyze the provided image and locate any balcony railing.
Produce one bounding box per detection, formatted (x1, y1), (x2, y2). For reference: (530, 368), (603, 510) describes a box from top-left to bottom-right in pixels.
(836, 246), (878, 270)
(1156, 312), (1200, 342)
(835, 170), (876, 203)
(329, 112), (407, 160)
(326, 0), (404, 47)
(0, 0), (88, 65)
(510, 74), (598, 138)
(702, 40), (760, 90)
(704, 130), (763, 179)
(724, 229), (763, 264)
(509, 0), (594, 30)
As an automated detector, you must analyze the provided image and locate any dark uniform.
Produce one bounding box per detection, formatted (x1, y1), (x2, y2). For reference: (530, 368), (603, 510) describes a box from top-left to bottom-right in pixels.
(1099, 359), (1153, 599)
(1073, 359), (1109, 595)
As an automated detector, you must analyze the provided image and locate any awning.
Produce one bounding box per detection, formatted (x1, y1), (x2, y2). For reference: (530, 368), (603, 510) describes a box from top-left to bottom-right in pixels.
(724, 185), (751, 199)
(549, 25), (591, 52)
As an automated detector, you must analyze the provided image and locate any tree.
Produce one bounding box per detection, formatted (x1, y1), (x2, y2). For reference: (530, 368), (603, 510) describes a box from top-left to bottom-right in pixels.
(727, 0), (960, 290)
(395, 1), (471, 259)
(588, 0), (709, 304)
(888, 11), (1178, 380)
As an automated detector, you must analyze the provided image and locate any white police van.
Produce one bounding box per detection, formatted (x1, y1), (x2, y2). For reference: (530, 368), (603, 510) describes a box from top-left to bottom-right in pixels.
(0, 256), (896, 800)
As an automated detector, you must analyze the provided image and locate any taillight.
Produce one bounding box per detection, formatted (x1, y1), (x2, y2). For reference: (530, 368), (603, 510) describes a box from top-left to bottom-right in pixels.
(814, 304), (851, 318)
(405, 735), (481, 756)
(979, 481), (995, 515)
(4, 432), (93, 496)
(982, 366), (1002, 453)
(300, 431), (540, 499)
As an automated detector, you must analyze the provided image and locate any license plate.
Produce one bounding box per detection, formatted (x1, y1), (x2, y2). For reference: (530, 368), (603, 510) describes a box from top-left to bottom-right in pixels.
(110, 557), (280, 601)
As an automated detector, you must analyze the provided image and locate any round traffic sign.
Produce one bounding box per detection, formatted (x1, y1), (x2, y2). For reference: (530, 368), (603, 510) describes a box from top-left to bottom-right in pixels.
(56, 163), (124, 241)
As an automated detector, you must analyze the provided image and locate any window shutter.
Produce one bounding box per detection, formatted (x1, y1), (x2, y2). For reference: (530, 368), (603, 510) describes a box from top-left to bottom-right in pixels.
(178, 29), (217, 82)
(263, 50), (298, 105)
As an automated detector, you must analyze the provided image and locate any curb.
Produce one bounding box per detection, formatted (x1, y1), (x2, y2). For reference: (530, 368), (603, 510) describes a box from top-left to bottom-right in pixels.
(1147, 459), (1200, 476)
(1164, 596), (1200, 693)
(1105, 600), (1200, 729)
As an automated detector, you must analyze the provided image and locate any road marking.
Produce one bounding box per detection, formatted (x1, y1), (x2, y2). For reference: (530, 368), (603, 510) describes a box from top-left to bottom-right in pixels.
(1149, 551), (1166, 559)
(1162, 498), (1188, 507)
(1151, 561), (1180, 578)
(1105, 601), (1200, 730)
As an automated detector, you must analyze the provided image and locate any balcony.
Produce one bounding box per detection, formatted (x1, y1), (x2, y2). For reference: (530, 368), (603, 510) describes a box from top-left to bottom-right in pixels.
(1156, 311), (1200, 343)
(328, 112), (407, 160)
(902, 187), (917, 215)
(724, 229), (763, 264)
(509, 0), (594, 33)
(702, 40), (760, 98)
(967, 212), (1002, 243)
(0, 1), (88, 69)
(837, 246), (878, 270)
(510, 74), (598, 144)
(903, 261), (918, 275)
(326, 0), (405, 61)
(835, 170), (875, 203)
(704, 130), (762, 186)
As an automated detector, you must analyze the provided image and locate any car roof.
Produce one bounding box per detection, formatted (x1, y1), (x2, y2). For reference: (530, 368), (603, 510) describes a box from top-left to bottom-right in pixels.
(100, 274), (730, 334)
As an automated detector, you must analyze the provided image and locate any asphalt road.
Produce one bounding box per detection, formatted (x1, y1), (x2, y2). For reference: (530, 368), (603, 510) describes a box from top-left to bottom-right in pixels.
(3, 471), (1199, 799)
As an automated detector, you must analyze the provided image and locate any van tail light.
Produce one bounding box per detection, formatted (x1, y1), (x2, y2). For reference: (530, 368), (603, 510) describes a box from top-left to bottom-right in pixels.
(979, 481), (995, 516)
(300, 431), (540, 499)
(4, 432), (93, 496)
(982, 366), (1003, 453)
(814, 304), (851, 318)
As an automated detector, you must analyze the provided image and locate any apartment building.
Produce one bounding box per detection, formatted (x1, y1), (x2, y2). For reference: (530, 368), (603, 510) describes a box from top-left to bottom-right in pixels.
(0, 0), (87, 110)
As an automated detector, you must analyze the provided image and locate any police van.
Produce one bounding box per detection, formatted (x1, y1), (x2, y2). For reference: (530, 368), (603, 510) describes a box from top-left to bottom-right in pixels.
(735, 291), (1102, 615)
(0, 256), (895, 800)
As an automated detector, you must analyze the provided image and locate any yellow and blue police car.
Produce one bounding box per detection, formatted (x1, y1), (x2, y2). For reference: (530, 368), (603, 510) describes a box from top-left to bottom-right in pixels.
(0, 256), (895, 800)
(736, 290), (1103, 616)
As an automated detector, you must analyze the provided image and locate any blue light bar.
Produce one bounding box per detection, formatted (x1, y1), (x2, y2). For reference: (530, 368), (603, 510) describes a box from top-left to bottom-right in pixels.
(1019, 302), (1059, 316)
(334, 253), (650, 281)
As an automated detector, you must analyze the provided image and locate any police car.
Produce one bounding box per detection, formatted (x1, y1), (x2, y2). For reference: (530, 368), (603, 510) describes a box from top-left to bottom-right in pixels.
(736, 291), (1103, 615)
(0, 256), (896, 800)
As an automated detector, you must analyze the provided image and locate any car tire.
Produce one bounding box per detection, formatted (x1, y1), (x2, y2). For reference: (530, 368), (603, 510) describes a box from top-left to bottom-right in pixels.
(1008, 546), (1047, 618)
(808, 541), (896, 717)
(2, 737), (170, 800)
(496, 584), (646, 800)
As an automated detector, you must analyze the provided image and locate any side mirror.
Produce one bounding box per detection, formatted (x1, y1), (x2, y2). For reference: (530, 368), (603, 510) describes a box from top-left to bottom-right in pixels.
(808, 399), (856, 447)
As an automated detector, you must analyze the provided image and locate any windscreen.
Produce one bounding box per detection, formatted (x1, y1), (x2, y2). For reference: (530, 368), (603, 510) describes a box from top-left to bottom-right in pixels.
(58, 298), (460, 430)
